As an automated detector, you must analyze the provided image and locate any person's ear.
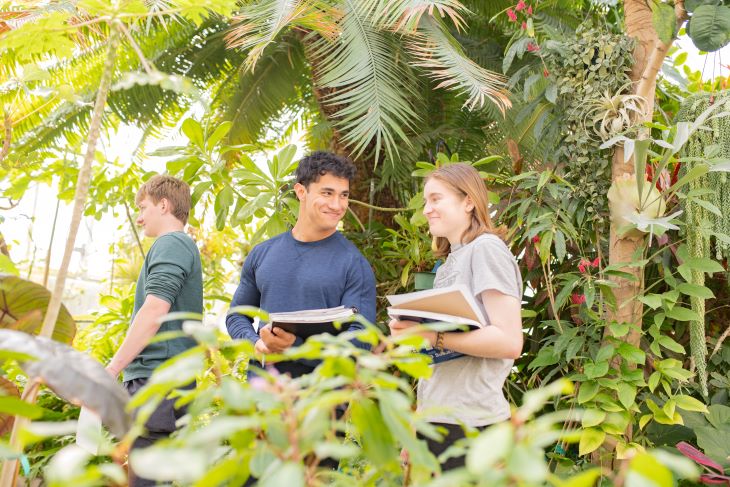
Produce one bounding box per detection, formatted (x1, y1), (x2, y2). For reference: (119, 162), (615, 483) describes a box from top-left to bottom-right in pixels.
(294, 182), (306, 201)
(464, 196), (474, 213)
(159, 198), (168, 213)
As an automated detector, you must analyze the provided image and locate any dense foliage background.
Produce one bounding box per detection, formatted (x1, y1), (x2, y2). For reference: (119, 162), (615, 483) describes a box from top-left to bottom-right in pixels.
(1, 0), (730, 485)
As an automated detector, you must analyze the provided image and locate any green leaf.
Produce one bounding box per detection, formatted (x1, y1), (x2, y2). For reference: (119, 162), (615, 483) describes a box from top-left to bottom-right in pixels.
(579, 428), (605, 456)
(0, 255), (19, 276)
(545, 83), (558, 104)
(680, 257), (725, 274)
(0, 330), (131, 438)
(649, 371), (662, 392)
(617, 383), (637, 409)
(653, 2), (678, 44)
(130, 447), (208, 484)
(639, 294), (663, 309)
(617, 343), (646, 365)
(674, 394), (709, 413)
(554, 230), (566, 262)
(582, 409), (606, 428)
(578, 381), (600, 404)
(259, 462), (304, 487)
(0, 396), (44, 419)
(584, 361), (610, 379)
(466, 422), (514, 474)
(181, 118), (204, 149)
(0, 275), (75, 344)
(658, 335), (685, 354)
(666, 306), (702, 322)
(677, 282), (715, 299)
(688, 5), (730, 52)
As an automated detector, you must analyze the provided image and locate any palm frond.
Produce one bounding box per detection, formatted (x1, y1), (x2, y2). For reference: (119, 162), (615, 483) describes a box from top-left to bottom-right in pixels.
(310, 0), (421, 160)
(226, 0), (339, 70)
(216, 37), (309, 145)
(377, 0), (470, 32)
(407, 15), (511, 113)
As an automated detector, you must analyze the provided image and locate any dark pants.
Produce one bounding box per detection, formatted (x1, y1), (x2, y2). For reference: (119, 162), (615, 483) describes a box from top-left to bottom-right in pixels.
(419, 422), (486, 472)
(124, 378), (194, 487)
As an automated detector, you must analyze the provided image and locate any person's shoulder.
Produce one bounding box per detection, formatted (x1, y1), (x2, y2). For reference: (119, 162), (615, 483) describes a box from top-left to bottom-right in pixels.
(332, 232), (366, 257)
(470, 233), (515, 259)
(245, 232), (289, 261)
(150, 231), (198, 258)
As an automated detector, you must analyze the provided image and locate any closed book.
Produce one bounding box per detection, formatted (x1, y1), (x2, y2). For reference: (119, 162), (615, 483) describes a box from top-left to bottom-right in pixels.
(269, 306), (357, 338)
(386, 285), (486, 364)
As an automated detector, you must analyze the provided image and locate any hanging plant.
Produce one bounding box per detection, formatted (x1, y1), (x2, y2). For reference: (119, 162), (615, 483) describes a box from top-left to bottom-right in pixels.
(676, 92), (730, 396)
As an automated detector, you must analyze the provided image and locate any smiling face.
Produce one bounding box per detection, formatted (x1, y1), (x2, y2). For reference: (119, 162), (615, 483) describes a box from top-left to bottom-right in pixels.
(295, 173), (350, 237)
(135, 196), (167, 238)
(423, 178), (474, 245)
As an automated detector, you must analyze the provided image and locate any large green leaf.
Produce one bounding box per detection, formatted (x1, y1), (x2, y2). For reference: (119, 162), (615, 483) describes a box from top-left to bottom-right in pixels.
(0, 275), (75, 344)
(0, 330), (131, 438)
(688, 5), (730, 52)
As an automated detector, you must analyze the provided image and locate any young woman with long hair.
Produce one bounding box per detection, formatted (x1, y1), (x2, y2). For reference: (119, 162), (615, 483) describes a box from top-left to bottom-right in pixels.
(389, 163), (523, 471)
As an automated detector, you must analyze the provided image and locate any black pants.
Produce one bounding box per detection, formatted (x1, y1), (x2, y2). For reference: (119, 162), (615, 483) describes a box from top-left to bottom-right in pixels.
(124, 378), (194, 487)
(419, 422), (486, 472)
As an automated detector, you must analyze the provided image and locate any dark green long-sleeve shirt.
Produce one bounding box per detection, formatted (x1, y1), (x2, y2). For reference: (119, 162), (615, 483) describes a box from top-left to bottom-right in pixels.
(123, 231), (202, 381)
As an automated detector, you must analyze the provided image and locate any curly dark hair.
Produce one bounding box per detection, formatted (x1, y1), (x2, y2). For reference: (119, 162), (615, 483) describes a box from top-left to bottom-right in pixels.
(295, 151), (356, 187)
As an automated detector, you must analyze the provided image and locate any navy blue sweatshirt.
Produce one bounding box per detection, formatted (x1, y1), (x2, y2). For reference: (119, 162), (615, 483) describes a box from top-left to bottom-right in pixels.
(226, 231), (376, 377)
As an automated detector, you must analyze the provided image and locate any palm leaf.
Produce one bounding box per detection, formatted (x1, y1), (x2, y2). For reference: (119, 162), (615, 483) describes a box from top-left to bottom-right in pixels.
(407, 15), (510, 112)
(376, 0), (470, 32)
(226, 0), (339, 70)
(217, 37), (310, 145)
(310, 0), (421, 160)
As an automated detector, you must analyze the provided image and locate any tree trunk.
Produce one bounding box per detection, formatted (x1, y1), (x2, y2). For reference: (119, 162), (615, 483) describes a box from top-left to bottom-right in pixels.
(607, 0), (686, 348)
(0, 24), (121, 486)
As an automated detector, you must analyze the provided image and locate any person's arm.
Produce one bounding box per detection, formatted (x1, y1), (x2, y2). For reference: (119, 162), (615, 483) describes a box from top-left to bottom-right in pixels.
(340, 255), (377, 350)
(225, 250), (296, 354)
(107, 236), (192, 377)
(106, 295), (171, 377)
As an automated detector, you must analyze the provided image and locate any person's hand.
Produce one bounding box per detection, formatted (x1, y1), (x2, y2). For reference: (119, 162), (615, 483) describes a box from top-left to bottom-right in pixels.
(105, 365), (120, 379)
(259, 325), (296, 353)
(388, 319), (437, 346)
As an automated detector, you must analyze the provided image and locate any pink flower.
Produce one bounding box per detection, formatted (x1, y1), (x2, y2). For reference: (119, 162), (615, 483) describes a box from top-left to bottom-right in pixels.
(527, 42), (539, 52)
(578, 258), (591, 273)
(506, 8), (517, 21)
(527, 5), (533, 15)
(571, 293), (586, 305)
(516, 0), (526, 11)
(521, 21), (527, 30)
(591, 257), (600, 268)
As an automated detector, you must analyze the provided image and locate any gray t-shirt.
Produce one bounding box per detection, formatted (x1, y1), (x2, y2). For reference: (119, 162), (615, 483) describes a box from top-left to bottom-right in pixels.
(417, 233), (523, 426)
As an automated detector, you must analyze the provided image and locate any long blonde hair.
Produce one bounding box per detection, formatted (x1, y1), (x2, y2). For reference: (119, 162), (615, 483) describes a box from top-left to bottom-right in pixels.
(426, 163), (506, 257)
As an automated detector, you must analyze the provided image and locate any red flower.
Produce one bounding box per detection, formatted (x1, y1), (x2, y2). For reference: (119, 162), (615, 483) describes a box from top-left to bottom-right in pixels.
(532, 235), (540, 244)
(506, 8), (517, 21)
(516, 0), (527, 11)
(527, 5), (533, 15)
(527, 42), (539, 52)
(571, 293), (586, 305)
(671, 161), (681, 186)
(591, 257), (600, 268)
(543, 68), (550, 77)
(521, 21), (527, 30)
(578, 258), (591, 273)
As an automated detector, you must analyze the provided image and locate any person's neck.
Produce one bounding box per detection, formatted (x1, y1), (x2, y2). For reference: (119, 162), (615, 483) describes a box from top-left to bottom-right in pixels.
(291, 220), (336, 243)
(445, 226), (469, 247)
(155, 221), (185, 237)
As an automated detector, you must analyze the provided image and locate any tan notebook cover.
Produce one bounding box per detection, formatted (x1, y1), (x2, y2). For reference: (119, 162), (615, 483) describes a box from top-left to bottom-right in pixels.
(386, 284), (486, 325)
